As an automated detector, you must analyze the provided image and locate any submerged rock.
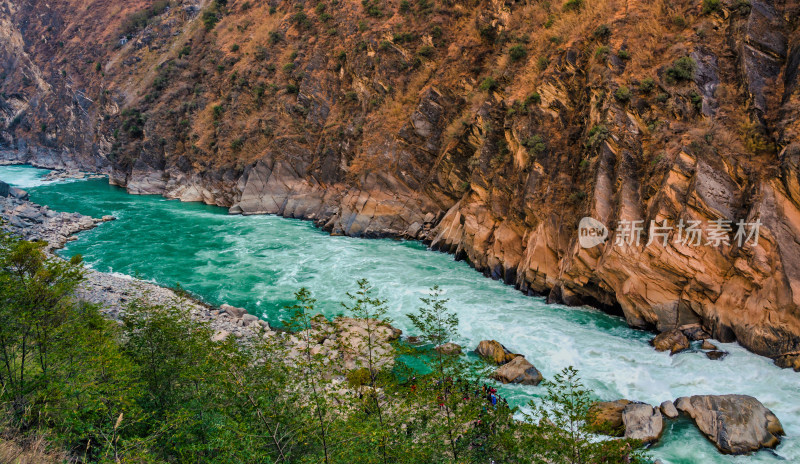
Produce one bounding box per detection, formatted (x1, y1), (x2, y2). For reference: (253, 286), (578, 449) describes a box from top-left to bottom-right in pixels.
(675, 395), (784, 454)
(434, 342), (462, 355)
(652, 329), (690, 354)
(705, 350), (728, 360)
(474, 340), (519, 365)
(490, 356), (543, 386)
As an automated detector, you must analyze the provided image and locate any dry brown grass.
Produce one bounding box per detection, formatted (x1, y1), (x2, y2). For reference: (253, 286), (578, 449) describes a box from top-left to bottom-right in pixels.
(0, 433), (70, 464)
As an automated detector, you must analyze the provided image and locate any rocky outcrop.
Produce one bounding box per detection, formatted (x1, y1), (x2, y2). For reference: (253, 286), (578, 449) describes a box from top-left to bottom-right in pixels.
(474, 340), (520, 365)
(659, 401), (679, 419)
(622, 403), (664, 444)
(675, 395), (784, 454)
(490, 356), (543, 386)
(651, 329), (690, 354)
(0, 188), (103, 251)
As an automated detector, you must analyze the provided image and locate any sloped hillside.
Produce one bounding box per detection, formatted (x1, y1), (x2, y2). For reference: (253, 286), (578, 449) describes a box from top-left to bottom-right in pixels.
(2, 0), (800, 367)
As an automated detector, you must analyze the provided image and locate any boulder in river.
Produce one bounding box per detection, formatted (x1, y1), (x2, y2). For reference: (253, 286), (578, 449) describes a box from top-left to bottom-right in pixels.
(474, 340), (519, 365)
(434, 342), (462, 355)
(622, 403), (664, 443)
(587, 399), (631, 436)
(490, 356), (543, 386)
(675, 394), (784, 454)
(652, 329), (690, 354)
(705, 350), (728, 360)
(701, 340), (718, 350)
(660, 400), (679, 419)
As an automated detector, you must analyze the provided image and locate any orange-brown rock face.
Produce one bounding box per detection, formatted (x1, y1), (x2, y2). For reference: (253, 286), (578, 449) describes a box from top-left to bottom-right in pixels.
(2, 0), (800, 365)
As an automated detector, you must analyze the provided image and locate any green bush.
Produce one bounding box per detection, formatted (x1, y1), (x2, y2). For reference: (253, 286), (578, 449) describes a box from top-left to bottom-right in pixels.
(509, 44), (527, 62)
(639, 77), (656, 93)
(537, 56), (549, 71)
(479, 76), (498, 91)
(586, 124), (610, 148)
(665, 56), (696, 83)
(595, 46), (609, 60)
(593, 24), (611, 39)
(702, 0), (721, 14)
(563, 0), (584, 12)
(286, 83), (299, 94)
(617, 49), (631, 60)
(362, 0), (383, 17)
(230, 44), (239, 52)
(523, 134), (546, 154)
(418, 45), (435, 58)
(614, 86), (631, 102)
(525, 92), (541, 106)
(202, 9), (219, 30)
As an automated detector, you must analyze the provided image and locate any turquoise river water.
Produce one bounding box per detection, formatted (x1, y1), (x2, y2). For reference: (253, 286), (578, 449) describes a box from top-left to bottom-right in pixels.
(1, 165), (797, 463)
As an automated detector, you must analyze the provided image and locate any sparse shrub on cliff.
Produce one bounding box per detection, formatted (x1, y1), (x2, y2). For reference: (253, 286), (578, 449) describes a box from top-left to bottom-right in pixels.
(614, 86), (631, 102)
(121, 109), (145, 138)
(418, 45), (435, 58)
(569, 190), (587, 204)
(702, 0), (722, 14)
(593, 24), (611, 40)
(655, 92), (669, 103)
(617, 49), (631, 60)
(509, 45), (527, 62)
(563, 0), (584, 12)
(120, 0), (171, 37)
(479, 77), (498, 92)
(291, 11), (310, 28)
(586, 124), (610, 148)
(524, 135), (546, 155)
(362, 0), (383, 17)
(230, 44), (239, 52)
(392, 31), (416, 44)
(595, 46), (610, 61)
(665, 56), (696, 83)
(269, 31), (282, 44)
(525, 92), (542, 106)
(639, 78), (656, 93)
(537, 56), (549, 71)
(379, 40), (391, 51)
(286, 83), (299, 94)
(399, 0), (411, 13)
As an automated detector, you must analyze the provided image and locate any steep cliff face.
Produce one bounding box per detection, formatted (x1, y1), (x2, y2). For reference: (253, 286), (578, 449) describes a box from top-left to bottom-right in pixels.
(2, 0), (800, 366)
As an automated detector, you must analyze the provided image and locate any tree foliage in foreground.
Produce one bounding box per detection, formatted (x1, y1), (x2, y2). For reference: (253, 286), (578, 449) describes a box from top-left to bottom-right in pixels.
(0, 232), (648, 463)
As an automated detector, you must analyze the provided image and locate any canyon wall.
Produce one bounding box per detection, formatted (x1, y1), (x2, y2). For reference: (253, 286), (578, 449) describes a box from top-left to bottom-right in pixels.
(2, 0), (800, 367)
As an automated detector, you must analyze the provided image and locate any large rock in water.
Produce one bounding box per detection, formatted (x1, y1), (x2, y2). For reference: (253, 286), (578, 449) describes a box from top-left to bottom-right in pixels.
(474, 340), (519, 365)
(652, 329), (690, 354)
(622, 403), (664, 443)
(490, 356), (543, 385)
(675, 395), (784, 454)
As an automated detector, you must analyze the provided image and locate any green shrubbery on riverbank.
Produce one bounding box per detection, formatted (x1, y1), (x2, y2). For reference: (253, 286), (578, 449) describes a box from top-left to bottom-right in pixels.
(0, 233), (647, 463)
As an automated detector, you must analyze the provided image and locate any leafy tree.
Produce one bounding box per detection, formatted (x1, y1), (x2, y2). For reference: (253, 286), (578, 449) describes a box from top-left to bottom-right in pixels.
(519, 367), (647, 463)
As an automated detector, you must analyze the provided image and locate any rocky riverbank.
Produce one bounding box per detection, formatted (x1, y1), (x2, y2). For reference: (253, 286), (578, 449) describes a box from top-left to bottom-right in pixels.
(0, 180), (400, 370)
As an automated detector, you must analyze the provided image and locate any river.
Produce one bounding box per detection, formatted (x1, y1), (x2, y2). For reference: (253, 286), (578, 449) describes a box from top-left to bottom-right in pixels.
(1, 164), (797, 463)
